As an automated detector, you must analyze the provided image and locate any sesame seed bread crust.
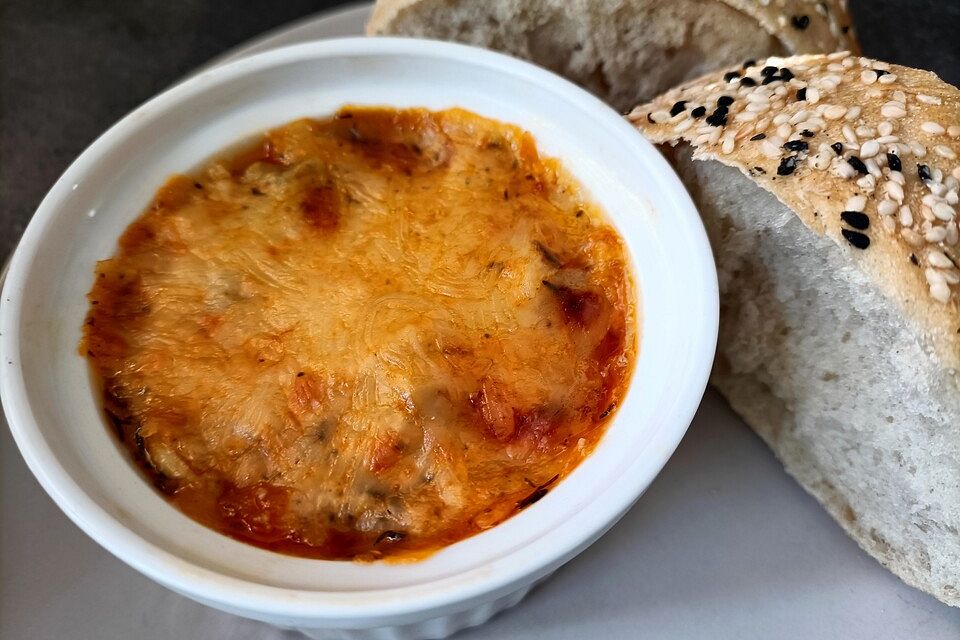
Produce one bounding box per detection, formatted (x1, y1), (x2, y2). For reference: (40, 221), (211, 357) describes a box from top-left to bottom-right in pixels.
(631, 54), (960, 606)
(366, 0), (858, 110)
(630, 53), (960, 372)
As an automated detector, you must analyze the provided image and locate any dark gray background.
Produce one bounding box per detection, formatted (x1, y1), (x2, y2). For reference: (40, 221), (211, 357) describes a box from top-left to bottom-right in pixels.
(1, 0), (959, 262)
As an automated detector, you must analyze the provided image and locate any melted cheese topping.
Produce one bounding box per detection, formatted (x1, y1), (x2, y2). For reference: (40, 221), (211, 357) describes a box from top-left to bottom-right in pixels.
(83, 108), (636, 560)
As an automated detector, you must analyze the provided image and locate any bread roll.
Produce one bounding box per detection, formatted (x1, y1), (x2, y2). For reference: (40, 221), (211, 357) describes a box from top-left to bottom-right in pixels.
(366, 0), (858, 111)
(631, 53), (960, 606)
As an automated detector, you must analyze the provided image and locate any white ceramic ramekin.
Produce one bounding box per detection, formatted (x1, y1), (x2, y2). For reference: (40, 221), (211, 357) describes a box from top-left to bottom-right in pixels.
(0, 38), (717, 639)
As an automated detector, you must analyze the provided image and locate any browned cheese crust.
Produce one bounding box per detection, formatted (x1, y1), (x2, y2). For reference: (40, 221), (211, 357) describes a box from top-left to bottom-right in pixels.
(82, 108), (636, 561)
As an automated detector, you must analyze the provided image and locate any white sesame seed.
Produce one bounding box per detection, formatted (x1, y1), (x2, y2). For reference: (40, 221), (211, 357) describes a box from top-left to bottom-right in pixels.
(824, 105), (848, 120)
(889, 170), (906, 186)
(674, 119), (694, 133)
(917, 94), (942, 105)
(842, 56), (856, 68)
(935, 146), (958, 160)
(949, 191), (960, 206)
(910, 141), (928, 157)
(836, 162), (857, 179)
(860, 69), (877, 84)
(930, 281), (951, 303)
(934, 168), (945, 182)
(887, 180), (905, 202)
(878, 73), (897, 85)
(734, 111), (759, 123)
(867, 158), (882, 177)
(881, 103), (907, 119)
(846, 195), (867, 211)
(773, 114), (790, 126)
(899, 204), (914, 227)
(812, 150), (832, 171)
(928, 186), (947, 201)
(954, 167), (960, 181)
(875, 135), (899, 145)
(789, 110), (810, 125)
(874, 61), (892, 71)
(922, 121), (947, 135)
(893, 143), (912, 156)
(760, 140), (780, 158)
(948, 223), (960, 246)
(926, 267), (946, 286)
(926, 226), (948, 243)
(650, 110), (671, 123)
(934, 202), (957, 221)
(857, 174), (877, 191)
(842, 125), (858, 143)
(928, 250), (954, 269)
(943, 269), (960, 284)
(893, 90), (907, 103)
(827, 62), (844, 72)
(878, 121), (894, 137)
(922, 205), (937, 222)
(746, 101), (769, 113)
(756, 117), (771, 131)
(746, 92), (770, 103)
(860, 140), (881, 158)
(846, 106), (863, 121)
(882, 215), (897, 233)
(949, 126), (960, 138)
(806, 87), (821, 103)
(721, 136), (736, 154)
(878, 199), (898, 216)
(866, 88), (883, 99)
(706, 128), (722, 145)
(856, 126), (876, 139)
(903, 227), (924, 246)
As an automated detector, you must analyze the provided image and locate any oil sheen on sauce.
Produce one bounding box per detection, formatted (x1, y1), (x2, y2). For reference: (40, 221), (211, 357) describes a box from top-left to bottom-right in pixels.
(82, 107), (637, 561)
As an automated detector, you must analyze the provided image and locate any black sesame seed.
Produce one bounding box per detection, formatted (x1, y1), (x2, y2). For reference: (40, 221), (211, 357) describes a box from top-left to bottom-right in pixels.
(910, 254), (919, 266)
(779, 68), (795, 81)
(840, 211), (870, 230)
(841, 25), (850, 34)
(761, 75), (779, 86)
(750, 133), (767, 141)
(886, 153), (902, 172)
(670, 100), (687, 117)
(706, 110), (729, 127)
(800, 129), (815, 138)
(874, 69), (889, 78)
(691, 106), (707, 118)
(753, 166), (767, 175)
(847, 156), (868, 175)
(841, 229), (870, 249)
(761, 65), (778, 77)
(784, 140), (809, 152)
(717, 95), (734, 107)
(740, 76), (757, 87)
(831, 142), (844, 155)
(742, 59), (756, 69)
(791, 15), (811, 30)
(918, 164), (932, 181)
(796, 87), (808, 101)
(724, 71), (740, 82)
(777, 155), (799, 176)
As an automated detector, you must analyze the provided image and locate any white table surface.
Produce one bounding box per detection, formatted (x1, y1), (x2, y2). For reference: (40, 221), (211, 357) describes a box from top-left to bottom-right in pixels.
(2, 5), (959, 639)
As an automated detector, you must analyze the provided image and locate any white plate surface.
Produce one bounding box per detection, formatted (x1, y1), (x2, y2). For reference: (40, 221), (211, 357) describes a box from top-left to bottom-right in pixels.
(1, 3), (958, 639)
